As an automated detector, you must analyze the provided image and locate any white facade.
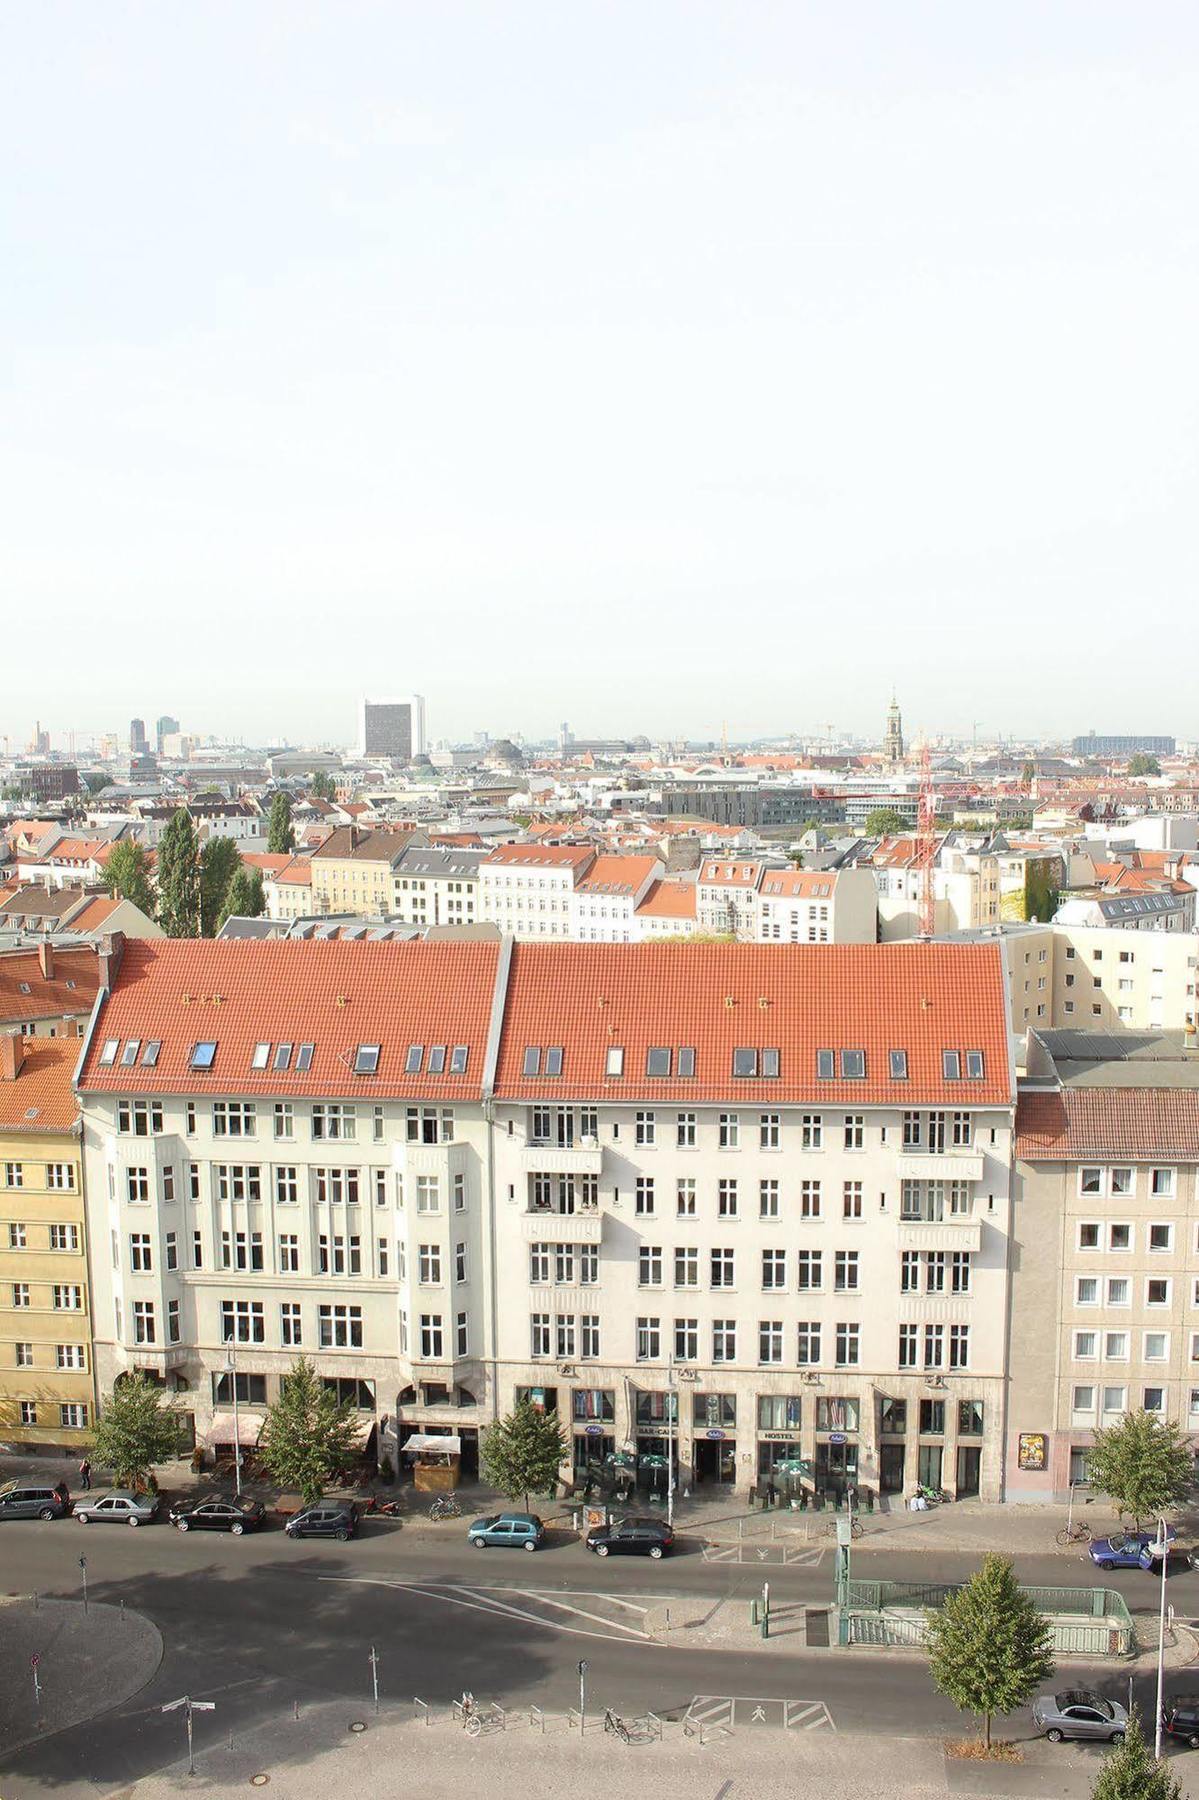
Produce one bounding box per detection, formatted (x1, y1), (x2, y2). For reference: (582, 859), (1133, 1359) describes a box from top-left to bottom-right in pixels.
(479, 852), (593, 940)
(756, 868), (878, 944)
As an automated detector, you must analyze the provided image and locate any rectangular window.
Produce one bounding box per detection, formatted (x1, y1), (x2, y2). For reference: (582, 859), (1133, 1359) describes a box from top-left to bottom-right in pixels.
(710, 1247), (734, 1288)
(759, 1112), (780, 1150)
(835, 1322), (860, 1366)
(759, 1320), (783, 1364)
(718, 1113), (740, 1149)
(676, 1177), (696, 1217)
(52, 1284), (82, 1310)
(636, 1316), (661, 1360)
(923, 1324), (944, 1368)
(676, 1112), (697, 1148)
(638, 1245), (663, 1287)
(674, 1246), (698, 1288)
(759, 1178), (780, 1219)
(949, 1324), (970, 1369)
(634, 1110), (656, 1146)
(281, 1302), (302, 1346)
(842, 1180), (862, 1219)
(717, 1178), (738, 1217)
(797, 1249), (823, 1290)
(317, 1303), (362, 1349)
(834, 1250), (859, 1292)
(796, 1321), (821, 1365)
(800, 1180), (821, 1219)
(762, 1248), (786, 1290)
(635, 1177), (655, 1216)
(712, 1319), (737, 1363)
(898, 1323), (918, 1368)
(843, 1114), (863, 1150)
(419, 1314), (444, 1358)
(801, 1114), (823, 1150)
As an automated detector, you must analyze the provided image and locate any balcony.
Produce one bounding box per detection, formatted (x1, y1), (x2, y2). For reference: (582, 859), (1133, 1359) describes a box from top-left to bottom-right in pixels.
(897, 1216), (982, 1254)
(895, 1150), (984, 1182)
(522, 1207), (603, 1243)
(521, 1141), (604, 1176)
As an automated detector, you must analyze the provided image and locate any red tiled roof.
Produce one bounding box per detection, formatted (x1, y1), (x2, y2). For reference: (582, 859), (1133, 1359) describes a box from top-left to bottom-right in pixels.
(1017, 1088), (1199, 1161)
(698, 859), (763, 887)
(239, 853), (294, 877)
(493, 941), (1011, 1105)
(67, 896), (123, 932)
(0, 946), (100, 1023)
(0, 1038), (81, 1134)
(635, 880), (697, 920)
(77, 938), (500, 1100)
(576, 856), (659, 895)
(310, 827), (413, 864)
(483, 844), (597, 871)
(760, 870), (840, 899)
(272, 857), (312, 886)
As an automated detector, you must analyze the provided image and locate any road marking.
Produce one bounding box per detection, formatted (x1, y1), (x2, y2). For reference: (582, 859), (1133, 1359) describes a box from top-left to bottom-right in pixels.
(455, 1583), (649, 1616)
(702, 1543), (825, 1567)
(685, 1695), (836, 1734)
(318, 1575), (659, 1646)
(452, 1584), (649, 1639)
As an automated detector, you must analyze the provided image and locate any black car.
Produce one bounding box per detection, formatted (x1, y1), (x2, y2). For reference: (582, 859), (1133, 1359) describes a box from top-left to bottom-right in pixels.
(285, 1503), (358, 1541)
(586, 1515), (674, 1559)
(1162, 1697), (1199, 1749)
(168, 1493), (266, 1534)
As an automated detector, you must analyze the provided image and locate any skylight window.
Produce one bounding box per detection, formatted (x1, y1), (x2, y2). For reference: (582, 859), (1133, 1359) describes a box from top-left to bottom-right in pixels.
(427, 1045), (446, 1075)
(18, 982), (31, 995)
(252, 1042), (271, 1071)
(761, 1047), (780, 1079)
(274, 1043), (293, 1072)
(120, 1039), (141, 1067)
(646, 1047), (672, 1078)
(450, 1045), (469, 1074)
(942, 1050), (962, 1081)
(142, 1040), (161, 1067)
(523, 1046), (541, 1077)
(966, 1050), (985, 1080)
(606, 1046), (625, 1078)
(544, 1046), (564, 1077)
(295, 1043), (314, 1072)
(677, 1046), (696, 1078)
(816, 1049), (835, 1080)
(732, 1048), (758, 1078)
(889, 1050), (908, 1080)
(190, 1041), (217, 1071)
(354, 1044), (381, 1075)
(99, 1038), (119, 1066)
(405, 1044), (423, 1075)
(840, 1050), (865, 1080)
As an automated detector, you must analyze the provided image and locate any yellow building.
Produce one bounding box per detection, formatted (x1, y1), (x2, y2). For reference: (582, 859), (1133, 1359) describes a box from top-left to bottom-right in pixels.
(0, 1035), (94, 1447)
(309, 826), (420, 916)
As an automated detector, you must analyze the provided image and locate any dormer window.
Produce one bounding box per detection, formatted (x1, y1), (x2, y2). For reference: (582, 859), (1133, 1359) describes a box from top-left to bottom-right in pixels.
(274, 1043), (293, 1072)
(761, 1048), (780, 1079)
(142, 1040), (161, 1067)
(966, 1050), (985, 1080)
(523, 1046), (541, 1077)
(889, 1050), (908, 1080)
(190, 1041), (217, 1071)
(816, 1049), (835, 1080)
(732, 1048), (758, 1079)
(99, 1038), (120, 1067)
(450, 1045), (469, 1074)
(606, 1046), (624, 1078)
(840, 1050), (865, 1079)
(354, 1044), (381, 1075)
(544, 1046), (564, 1077)
(427, 1045), (446, 1075)
(295, 1043), (314, 1072)
(943, 1050), (962, 1081)
(405, 1044), (423, 1075)
(677, 1047), (696, 1078)
(252, 1042), (271, 1071)
(120, 1039), (141, 1066)
(646, 1047), (672, 1078)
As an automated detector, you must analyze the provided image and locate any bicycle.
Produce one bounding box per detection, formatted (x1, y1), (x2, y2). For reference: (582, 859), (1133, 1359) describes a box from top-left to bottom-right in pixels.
(823, 1515), (864, 1539)
(429, 1494), (461, 1521)
(604, 1709), (633, 1744)
(1055, 1522), (1092, 1548)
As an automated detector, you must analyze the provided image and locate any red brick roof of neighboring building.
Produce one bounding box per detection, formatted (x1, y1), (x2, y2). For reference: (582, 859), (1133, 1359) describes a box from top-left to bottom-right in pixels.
(698, 859), (763, 887)
(760, 870), (839, 899)
(0, 1038), (81, 1133)
(1017, 1088), (1199, 1161)
(483, 844), (597, 871)
(66, 896), (123, 932)
(576, 856), (659, 895)
(310, 827), (414, 863)
(272, 856), (312, 886)
(239, 853), (294, 877)
(77, 938), (501, 1100)
(634, 881), (697, 919)
(493, 941), (1011, 1105)
(0, 945), (100, 1024)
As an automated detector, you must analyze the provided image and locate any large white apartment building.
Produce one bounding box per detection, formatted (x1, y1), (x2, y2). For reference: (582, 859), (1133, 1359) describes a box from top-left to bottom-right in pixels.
(478, 845), (597, 940)
(74, 936), (1016, 1501)
(391, 847), (483, 928)
(570, 855), (662, 942)
(756, 867), (877, 944)
(956, 921), (1199, 1039)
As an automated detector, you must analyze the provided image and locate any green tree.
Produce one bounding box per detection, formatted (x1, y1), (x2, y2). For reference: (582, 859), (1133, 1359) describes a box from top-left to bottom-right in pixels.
(925, 1553), (1054, 1749)
(1091, 1712), (1181, 1799)
(156, 807), (202, 936)
(1085, 1410), (1194, 1530)
(83, 771), (112, 796)
(101, 840), (156, 915)
(91, 1374), (183, 1489)
(199, 836), (242, 936)
(267, 792), (295, 854)
(257, 1357), (361, 1504)
(308, 771), (336, 800)
(220, 865), (265, 928)
(479, 1398), (567, 1510)
(864, 806), (908, 837)
(1021, 759), (1037, 786)
(1128, 753), (1161, 777)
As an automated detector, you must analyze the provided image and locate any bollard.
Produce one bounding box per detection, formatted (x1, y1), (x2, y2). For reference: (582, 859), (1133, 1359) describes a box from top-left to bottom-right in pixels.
(750, 1599), (760, 1625)
(120, 1600), (126, 1624)
(294, 1699), (300, 1722)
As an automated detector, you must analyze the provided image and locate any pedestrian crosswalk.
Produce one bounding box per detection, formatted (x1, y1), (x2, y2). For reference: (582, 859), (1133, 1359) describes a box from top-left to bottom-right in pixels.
(702, 1542), (826, 1567)
(684, 1694), (836, 1733)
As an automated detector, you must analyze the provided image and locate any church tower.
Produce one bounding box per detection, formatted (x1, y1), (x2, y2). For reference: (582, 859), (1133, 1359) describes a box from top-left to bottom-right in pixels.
(884, 693), (904, 766)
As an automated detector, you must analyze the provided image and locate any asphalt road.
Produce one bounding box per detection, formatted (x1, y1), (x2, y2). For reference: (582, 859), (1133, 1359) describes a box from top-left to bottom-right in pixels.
(0, 1513), (1191, 1795)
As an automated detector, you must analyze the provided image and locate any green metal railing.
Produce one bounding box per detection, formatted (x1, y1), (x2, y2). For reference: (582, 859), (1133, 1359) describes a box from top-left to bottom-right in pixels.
(844, 1582), (1135, 1658)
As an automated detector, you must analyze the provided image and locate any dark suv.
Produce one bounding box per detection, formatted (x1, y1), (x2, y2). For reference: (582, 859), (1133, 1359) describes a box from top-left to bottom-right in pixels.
(1162, 1697), (1199, 1749)
(0, 1481), (69, 1522)
(586, 1516), (674, 1559)
(285, 1503), (358, 1541)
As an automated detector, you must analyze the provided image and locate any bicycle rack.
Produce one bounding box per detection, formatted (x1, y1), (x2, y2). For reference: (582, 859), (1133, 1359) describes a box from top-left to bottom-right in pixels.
(567, 1708), (583, 1730)
(413, 1698), (430, 1727)
(530, 1706), (546, 1733)
(639, 1712), (664, 1742)
(490, 1703), (507, 1730)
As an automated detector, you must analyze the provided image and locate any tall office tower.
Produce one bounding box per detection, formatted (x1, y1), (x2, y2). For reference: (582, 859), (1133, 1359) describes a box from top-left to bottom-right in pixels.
(129, 718), (148, 755)
(358, 695), (427, 761)
(156, 714), (180, 753)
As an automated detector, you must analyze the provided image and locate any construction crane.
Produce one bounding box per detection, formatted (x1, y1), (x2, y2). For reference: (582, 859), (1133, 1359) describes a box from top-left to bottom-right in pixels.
(915, 738), (937, 939)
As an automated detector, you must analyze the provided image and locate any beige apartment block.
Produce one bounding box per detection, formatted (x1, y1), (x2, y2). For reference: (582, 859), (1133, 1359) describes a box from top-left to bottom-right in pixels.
(309, 827), (422, 917)
(977, 922), (1199, 1039)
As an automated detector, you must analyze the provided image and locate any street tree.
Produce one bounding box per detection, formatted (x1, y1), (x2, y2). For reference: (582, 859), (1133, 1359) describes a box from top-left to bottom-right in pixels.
(199, 836), (242, 936)
(101, 840), (156, 916)
(267, 792), (295, 854)
(1127, 754), (1161, 777)
(480, 1398), (567, 1511)
(1085, 1410), (1193, 1529)
(156, 807), (202, 936)
(91, 1374), (182, 1489)
(220, 866), (265, 928)
(864, 807), (907, 837)
(257, 1357), (362, 1504)
(925, 1553), (1054, 1750)
(1091, 1712), (1181, 1800)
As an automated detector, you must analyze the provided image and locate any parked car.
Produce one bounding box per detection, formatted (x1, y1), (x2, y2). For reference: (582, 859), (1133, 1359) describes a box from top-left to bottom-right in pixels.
(168, 1494), (266, 1534)
(74, 1489), (158, 1527)
(1089, 1527), (1176, 1571)
(1032, 1690), (1128, 1744)
(467, 1511), (545, 1551)
(586, 1516), (675, 1559)
(1162, 1696), (1199, 1749)
(285, 1503), (358, 1541)
(0, 1481), (69, 1522)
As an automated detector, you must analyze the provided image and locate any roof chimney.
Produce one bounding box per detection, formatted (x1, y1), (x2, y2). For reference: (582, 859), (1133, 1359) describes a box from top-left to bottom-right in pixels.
(37, 940), (55, 981)
(0, 1033), (24, 1083)
(98, 930), (126, 992)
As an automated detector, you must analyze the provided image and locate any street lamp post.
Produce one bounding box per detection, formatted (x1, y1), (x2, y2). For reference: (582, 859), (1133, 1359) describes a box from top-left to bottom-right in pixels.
(226, 1347), (241, 1497)
(1155, 1515), (1169, 1760)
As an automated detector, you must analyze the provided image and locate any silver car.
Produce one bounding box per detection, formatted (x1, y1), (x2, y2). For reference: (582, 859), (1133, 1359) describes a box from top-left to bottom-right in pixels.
(1032, 1689), (1127, 1744)
(73, 1488), (159, 1527)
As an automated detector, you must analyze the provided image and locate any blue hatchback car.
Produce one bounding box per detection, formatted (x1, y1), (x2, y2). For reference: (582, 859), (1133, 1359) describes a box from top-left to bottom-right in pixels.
(1089, 1527), (1176, 1571)
(467, 1511), (545, 1551)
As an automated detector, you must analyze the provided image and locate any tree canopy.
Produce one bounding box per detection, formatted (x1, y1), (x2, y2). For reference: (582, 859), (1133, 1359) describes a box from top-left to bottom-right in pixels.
(199, 836), (242, 936)
(1091, 1712), (1180, 1799)
(864, 807), (908, 837)
(1127, 754), (1161, 777)
(156, 807), (202, 936)
(267, 792), (295, 854)
(101, 839), (156, 916)
(221, 865), (265, 927)
(257, 1357), (362, 1504)
(1085, 1410), (1193, 1529)
(925, 1553), (1054, 1748)
(479, 1399), (567, 1510)
(91, 1374), (183, 1488)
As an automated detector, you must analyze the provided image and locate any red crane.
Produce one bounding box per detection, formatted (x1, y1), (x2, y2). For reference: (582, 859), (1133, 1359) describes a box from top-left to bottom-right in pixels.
(915, 739), (937, 939)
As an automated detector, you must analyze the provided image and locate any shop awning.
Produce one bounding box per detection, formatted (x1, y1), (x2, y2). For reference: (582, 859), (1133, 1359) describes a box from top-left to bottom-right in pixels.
(347, 1416), (376, 1447)
(402, 1433), (462, 1457)
(205, 1411), (263, 1447)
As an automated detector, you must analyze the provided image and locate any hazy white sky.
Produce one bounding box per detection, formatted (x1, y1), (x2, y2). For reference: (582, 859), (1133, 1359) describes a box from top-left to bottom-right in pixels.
(3, 3), (1197, 750)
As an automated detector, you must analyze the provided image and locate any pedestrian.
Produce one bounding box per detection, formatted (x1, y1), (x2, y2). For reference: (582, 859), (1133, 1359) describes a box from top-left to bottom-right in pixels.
(55, 1479), (70, 1507)
(79, 1458), (91, 1491)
